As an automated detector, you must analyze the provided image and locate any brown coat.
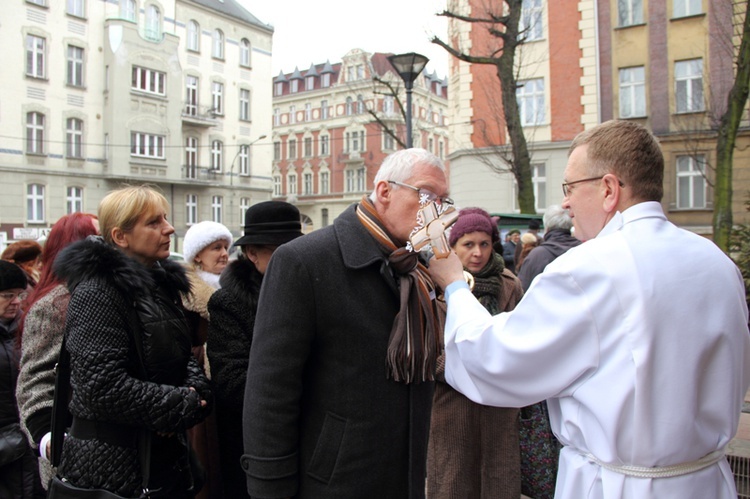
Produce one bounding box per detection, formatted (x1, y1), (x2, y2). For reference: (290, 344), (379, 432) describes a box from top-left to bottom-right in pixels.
(427, 268), (523, 499)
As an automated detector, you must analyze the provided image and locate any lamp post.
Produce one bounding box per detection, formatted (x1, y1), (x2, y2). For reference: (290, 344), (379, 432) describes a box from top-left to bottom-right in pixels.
(229, 134), (266, 234)
(387, 52), (429, 148)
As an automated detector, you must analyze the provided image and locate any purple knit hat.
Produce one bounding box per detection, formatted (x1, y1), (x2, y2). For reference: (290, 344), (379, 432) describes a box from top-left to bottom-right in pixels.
(449, 207), (499, 246)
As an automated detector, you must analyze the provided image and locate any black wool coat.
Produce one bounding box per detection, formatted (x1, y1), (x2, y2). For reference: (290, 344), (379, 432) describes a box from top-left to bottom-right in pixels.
(242, 205), (434, 499)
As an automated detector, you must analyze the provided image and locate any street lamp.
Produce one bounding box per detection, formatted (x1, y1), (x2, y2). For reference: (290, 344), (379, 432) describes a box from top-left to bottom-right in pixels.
(229, 134), (266, 234)
(387, 52), (429, 148)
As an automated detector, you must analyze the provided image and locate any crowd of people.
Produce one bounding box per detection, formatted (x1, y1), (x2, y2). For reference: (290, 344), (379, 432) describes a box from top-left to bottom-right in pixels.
(0, 120), (748, 499)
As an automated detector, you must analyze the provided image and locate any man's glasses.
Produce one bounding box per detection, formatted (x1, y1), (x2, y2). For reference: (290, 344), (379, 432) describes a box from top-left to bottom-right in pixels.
(0, 292), (28, 302)
(388, 180), (453, 206)
(561, 176), (624, 197)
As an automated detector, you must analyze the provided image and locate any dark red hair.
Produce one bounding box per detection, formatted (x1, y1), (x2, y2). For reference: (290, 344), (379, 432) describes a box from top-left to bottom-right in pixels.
(18, 213), (98, 345)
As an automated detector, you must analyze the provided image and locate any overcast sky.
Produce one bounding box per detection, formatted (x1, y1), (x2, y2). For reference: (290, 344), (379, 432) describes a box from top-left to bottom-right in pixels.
(237, 0), (450, 77)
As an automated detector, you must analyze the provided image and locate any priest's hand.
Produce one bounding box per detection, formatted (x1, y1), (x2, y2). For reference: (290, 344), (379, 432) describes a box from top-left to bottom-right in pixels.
(428, 251), (465, 290)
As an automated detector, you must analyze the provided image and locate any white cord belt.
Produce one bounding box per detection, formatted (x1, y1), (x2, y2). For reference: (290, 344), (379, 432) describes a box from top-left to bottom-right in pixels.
(584, 448), (726, 479)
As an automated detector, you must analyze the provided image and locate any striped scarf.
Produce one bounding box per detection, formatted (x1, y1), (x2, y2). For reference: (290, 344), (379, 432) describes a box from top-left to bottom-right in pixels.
(356, 196), (443, 383)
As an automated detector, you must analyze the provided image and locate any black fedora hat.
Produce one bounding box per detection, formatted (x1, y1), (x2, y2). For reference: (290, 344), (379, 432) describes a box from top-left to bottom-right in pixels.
(233, 201), (303, 247)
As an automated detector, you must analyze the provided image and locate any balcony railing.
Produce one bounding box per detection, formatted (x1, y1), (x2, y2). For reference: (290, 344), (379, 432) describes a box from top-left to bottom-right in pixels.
(182, 165), (220, 181)
(181, 104), (218, 127)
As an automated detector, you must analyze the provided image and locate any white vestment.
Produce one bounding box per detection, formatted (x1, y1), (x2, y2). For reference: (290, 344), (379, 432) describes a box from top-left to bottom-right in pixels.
(443, 202), (750, 498)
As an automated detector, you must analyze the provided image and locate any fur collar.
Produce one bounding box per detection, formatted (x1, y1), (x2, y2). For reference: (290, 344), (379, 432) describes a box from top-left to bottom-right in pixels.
(54, 236), (190, 303)
(218, 257), (263, 303)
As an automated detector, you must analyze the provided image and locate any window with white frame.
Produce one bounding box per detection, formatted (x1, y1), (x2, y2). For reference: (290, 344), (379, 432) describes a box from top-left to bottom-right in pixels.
(186, 194), (197, 225)
(187, 21), (200, 52)
(238, 145), (249, 175)
(66, 186), (83, 214)
(356, 167), (366, 191)
(274, 107), (281, 126)
(273, 141), (281, 160)
(676, 155), (706, 208)
(240, 197), (250, 225)
(357, 95), (365, 114)
(131, 132), (165, 159)
(321, 100), (329, 119)
(346, 97), (353, 116)
(428, 137), (434, 154)
(289, 138), (297, 159)
(304, 137), (312, 157)
(66, 118), (83, 158)
(291, 79), (299, 93)
(619, 66), (646, 118)
(26, 35), (46, 79)
(322, 73), (331, 87)
(305, 103), (312, 122)
(306, 76), (315, 91)
(273, 175), (282, 196)
(185, 137), (198, 178)
(121, 0), (136, 21)
(322, 208), (329, 227)
(26, 112), (45, 154)
(320, 135), (329, 156)
(345, 169), (355, 192)
(383, 131), (394, 150)
(145, 5), (161, 40)
(213, 29), (224, 59)
(210, 140), (223, 171)
(320, 171), (329, 194)
(67, 0), (85, 17)
(274, 82), (283, 96)
(289, 105), (296, 124)
(357, 65), (364, 80)
(304, 173), (313, 195)
(239, 89), (250, 121)
(519, 0), (543, 41)
(516, 78), (545, 126)
(532, 163), (547, 211)
(185, 76), (198, 116)
(27, 184), (45, 223)
(347, 67), (355, 82)
(67, 46), (84, 87)
(240, 39), (251, 67)
(384, 95), (394, 115)
(211, 81), (224, 115)
(673, 0), (701, 18)
(132, 66), (165, 95)
(675, 59), (704, 113)
(618, 0), (643, 26)
(28, 0), (47, 5)
(211, 195), (223, 223)
(288, 174), (297, 195)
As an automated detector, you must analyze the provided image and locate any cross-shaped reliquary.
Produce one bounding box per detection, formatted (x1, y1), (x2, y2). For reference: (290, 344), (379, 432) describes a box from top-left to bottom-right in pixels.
(409, 202), (459, 259)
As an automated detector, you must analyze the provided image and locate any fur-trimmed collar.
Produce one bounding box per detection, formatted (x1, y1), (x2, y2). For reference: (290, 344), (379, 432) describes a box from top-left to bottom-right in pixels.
(54, 236), (190, 303)
(218, 257), (263, 302)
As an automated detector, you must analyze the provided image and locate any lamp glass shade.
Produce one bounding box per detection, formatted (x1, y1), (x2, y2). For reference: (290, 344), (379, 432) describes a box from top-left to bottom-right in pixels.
(388, 52), (429, 86)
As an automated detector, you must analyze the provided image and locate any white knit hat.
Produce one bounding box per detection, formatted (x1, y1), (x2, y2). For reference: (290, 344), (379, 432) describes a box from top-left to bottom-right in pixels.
(182, 221), (233, 264)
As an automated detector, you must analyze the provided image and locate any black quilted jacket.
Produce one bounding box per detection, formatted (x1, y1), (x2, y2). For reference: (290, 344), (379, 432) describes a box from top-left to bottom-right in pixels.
(53, 237), (212, 496)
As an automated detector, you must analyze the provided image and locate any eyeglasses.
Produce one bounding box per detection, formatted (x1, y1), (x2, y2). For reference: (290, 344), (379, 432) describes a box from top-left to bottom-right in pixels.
(388, 180), (453, 206)
(0, 292), (28, 302)
(561, 176), (604, 197)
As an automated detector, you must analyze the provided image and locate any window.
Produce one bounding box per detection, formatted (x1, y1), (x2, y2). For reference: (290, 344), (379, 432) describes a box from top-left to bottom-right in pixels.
(185, 137), (198, 179)
(238, 145), (249, 175)
(210, 140), (223, 171)
(26, 35), (46, 79)
(239, 89), (250, 121)
(145, 5), (161, 40)
(289, 138), (297, 159)
(66, 118), (83, 158)
(519, 0), (543, 41)
(428, 137), (434, 154)
(289, 105), (296, 124)
(121, 0), (136, 21)
(187, 21), (200, 52)
(288, 174), (297, 195)
(306, 76), (315, 91)
(186, 194), (197, 225)
(384, 95), (394, 115)
(357, 65), (364, 80)
(356, 167), (366, 191)
(132, 66), (166, 95)
(618, 0), (643, 27)
(673, 0), (701, 18)
(291, 79), (299, 93)
(67, 46), (84, 87)
(66, 186), (83, 214)
(212, 30), (224, 59)
(676, 155), (706, 208)
(240, 39), (251, 67)
(347, 67), (355, 82)
(320, 135), (329, 156)
(131, 132), (165, 159)
(211, 81), (224, 115)
(27, 184), (45, 223)
(439, 141), (444, 159)
(322, 73), (331, 87)
(304, 173), (313, 195)
(345, 170), (355, 192)
(26, 112), (45, 154)
(675, 59), (704, 113)
(28, 0), (46, 6)
(67, 0), (84, 17)
(384, 131), (395, 150)
(273, 141), (281, 160)
(346, 97), (353, 116)
(211, 195), (223, 223)
(305, 103), (312, 122)
(304, 137), (312, 157)
(185, 76), (198, 116)
(320, 172), (329, 194)
(321, 100), (329, 120)
(357, 95), (365, 114)
(273, 175), (282, 196)
(322, 208), (329, 227)
(274, 82), (283, 96)
(274, 107), (281, 126)
(619, 66), (646, 118)
(532, 163), (547, 211)
(240, 197), (250, 225)
(516, 78), (545, 126)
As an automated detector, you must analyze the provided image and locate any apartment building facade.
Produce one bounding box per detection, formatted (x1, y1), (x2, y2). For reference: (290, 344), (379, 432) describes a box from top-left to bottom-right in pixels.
(271, 48), (450, 230)
(1, 0), (274, 251)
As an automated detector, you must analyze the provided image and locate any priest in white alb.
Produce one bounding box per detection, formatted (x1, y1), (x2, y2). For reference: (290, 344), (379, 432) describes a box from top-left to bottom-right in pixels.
(428, 120), (750, 499)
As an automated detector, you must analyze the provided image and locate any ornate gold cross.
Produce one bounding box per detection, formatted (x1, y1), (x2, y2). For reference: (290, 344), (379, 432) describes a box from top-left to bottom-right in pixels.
(409, 202), (459, 259)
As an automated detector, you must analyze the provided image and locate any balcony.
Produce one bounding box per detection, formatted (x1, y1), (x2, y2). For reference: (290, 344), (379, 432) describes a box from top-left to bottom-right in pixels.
(182, 165), (220, 182)
(181, 104), (218, 128)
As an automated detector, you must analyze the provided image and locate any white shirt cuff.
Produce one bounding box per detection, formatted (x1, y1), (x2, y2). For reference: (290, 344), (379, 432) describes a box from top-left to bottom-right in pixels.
(39, 431), (52, 461)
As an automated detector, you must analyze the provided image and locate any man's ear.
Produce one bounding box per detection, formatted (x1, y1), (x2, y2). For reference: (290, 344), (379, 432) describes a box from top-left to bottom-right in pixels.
(111, 227), (129, 250)
(373, 180), (391, 206)
(602, 174), (621, 213)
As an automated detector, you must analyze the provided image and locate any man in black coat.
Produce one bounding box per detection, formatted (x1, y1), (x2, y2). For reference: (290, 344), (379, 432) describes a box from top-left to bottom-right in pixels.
(241, 149), (449, 499)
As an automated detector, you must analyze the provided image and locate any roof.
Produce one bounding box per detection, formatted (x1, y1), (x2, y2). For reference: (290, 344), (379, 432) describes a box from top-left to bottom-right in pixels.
(185, 0), (273, 32)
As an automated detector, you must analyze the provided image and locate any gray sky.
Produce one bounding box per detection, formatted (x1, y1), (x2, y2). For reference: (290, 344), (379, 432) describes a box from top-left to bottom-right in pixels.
(238, 0), (450, 77)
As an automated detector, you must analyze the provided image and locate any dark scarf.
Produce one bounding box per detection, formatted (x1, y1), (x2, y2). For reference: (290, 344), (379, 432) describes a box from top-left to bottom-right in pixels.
(356, 196), (443, 383)
(470, 252), (505, 315)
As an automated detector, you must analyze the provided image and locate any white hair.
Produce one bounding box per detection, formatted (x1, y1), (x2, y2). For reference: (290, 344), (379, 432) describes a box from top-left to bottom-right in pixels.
(369, 148), (445, 201)
(543, 205), (573, 231)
